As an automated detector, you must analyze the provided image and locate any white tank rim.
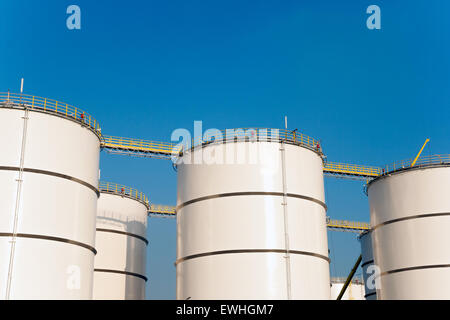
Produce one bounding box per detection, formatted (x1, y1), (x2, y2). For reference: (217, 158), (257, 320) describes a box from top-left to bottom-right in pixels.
(0, 102), (102, 141)
(99, 190), (150, 210)
(177, 132), (325, 163)
(186, 139), (323, 155)
(358, 229), (371, 241)
(367, 163), (450, 191)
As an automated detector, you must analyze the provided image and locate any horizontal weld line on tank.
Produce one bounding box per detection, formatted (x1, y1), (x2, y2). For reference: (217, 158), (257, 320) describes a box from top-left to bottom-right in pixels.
(381, 264), (450, 276)
(0, 166), (100, 197)
(94, 268), (148, 281)
(96, 228), (148, 245)
(0, 232), (96, 254)
(371, 212), (450, 230)
(364, 292), (377, 298)
(176, 192), (327, 211)
(175, 249), (330, 265)
(361, 259), (375, 268)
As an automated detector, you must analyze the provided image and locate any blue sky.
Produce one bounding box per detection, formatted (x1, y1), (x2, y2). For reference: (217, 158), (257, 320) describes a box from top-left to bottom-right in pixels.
(1, 1), (449, 299)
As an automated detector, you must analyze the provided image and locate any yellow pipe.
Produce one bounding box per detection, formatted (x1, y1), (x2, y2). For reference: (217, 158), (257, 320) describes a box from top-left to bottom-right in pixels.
(411, 138), (430, 167)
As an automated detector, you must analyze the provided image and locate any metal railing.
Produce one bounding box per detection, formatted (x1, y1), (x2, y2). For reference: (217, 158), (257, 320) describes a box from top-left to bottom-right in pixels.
(324, 162), (382, 178)
(99, 182), (149, 207)
(200, 128), (321, 151)
(0, 92), (101, 133)
(102, 128), (322, 158)
(102, 135), (180, 156)
(148, 204), (176, 215)
(380, 154), (450, 174)
(331, 276), (364, 284)
(326, 218), (370, 233)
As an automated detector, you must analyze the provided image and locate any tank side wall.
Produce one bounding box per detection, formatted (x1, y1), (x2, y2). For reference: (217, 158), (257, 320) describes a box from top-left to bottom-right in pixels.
(359, 232), (377, 300)
(368, 167), (450, 299)
(0, 108), (99, 299)
(176, 141), (329, 299)
(93, 193), (148, 300)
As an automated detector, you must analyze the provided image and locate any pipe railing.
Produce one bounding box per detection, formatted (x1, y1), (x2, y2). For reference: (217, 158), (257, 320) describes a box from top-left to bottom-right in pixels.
(381, 154), (450, 174)
(99, 181), (149, 207)
(0, 92), (101, 133)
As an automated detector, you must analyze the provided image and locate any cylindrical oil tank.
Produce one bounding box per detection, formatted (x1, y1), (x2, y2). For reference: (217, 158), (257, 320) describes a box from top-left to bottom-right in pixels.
(359, 230), (377, 300)
(175, 128), (330, 299)
(330, 277), (365, 300)
(367, 159), (450, 299)
(0, 93), (101, 299)
(93, 182), (149, 300)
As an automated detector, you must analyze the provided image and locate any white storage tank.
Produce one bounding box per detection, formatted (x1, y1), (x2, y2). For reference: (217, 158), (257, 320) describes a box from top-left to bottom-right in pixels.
(175, 128), (330, 299)
(359, 230), (377, 300)
(367, 156), (450, 299)
(330, 277), (365, 300)
(93, 182), (149, 300)
(0, 92), (101, 299)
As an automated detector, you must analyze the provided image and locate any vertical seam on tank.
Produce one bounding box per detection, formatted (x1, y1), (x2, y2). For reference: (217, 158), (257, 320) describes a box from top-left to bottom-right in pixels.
(5, 107), (29, 299)
(280, 140), (292, 300)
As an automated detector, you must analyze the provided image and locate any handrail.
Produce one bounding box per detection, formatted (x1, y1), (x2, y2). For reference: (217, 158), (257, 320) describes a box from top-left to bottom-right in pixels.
(102, 135), (180, 155)
(324, 162), (382, 177)
(148, 204), (176, 215)
(0, 92), (101, 134)
(200, 128), (321, 152)
(380, 154), (450, 175)
(195, 128), (322, 156)
(326, 219), (370, 232)
(102, 128), (323, 157)
(99, 181), (149, 207)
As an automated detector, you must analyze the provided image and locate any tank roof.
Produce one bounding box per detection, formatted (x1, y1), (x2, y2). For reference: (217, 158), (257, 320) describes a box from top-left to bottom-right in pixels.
(367, 154), (450, 188)
(99, 181), (150, 209)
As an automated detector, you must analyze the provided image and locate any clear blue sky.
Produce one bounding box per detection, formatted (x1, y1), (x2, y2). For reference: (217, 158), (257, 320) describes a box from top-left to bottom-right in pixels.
(1, 1), (449, 299)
